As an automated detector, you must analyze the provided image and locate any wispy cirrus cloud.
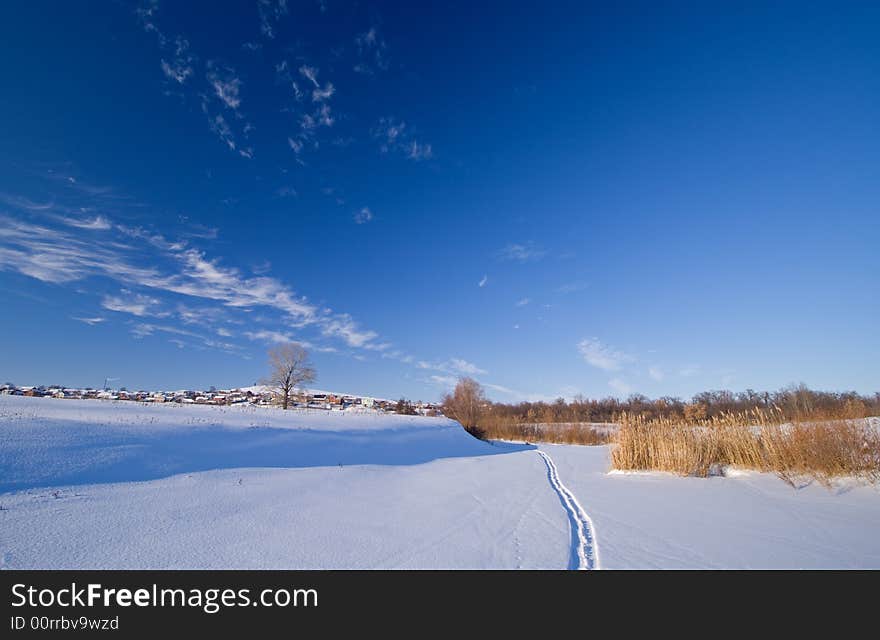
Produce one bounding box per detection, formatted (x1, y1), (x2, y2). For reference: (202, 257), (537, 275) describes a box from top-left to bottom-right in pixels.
(381, 350), (415, 365)
(320, 314), (379, 348)
(203, 110), (252, 158)
(312, 83), (335, 102)
(174, 303), (233, 329)
(276, 186), (297, 198)
(497, 242), (546, 263)
(299, 65), (320, 88)
(136, 1), (165, 46)
(244, 329), (294, 344)
(131, 322), (198, 340)
(160, 57), (193, 84)
(159, 37), (194, 84)
(353, 207), (373, 224)
(136, 3), (253, 157)
(373, 117), (433, 161)
(427, 374), (458, 388)
(299, 103), (334, 130)
(297, 65), (334, 103)
(515, 297), (531, 307)
(72, 316), (106, 326)
(287, 136), (304, 154)
(274, 60), (302, 101)
(202, 61), (254, 158)
(422, 376), (527, 400)
(483, 382), (514, 395)
(284, 64), (337, 155)
(0, 201), (387, 353)
(102, 290), (168, 317)
(0, 194), (54, 211)
(244, 330), (338, 353)
(406, 141), (432, 161)
(257, 0), (289, 39)
(127, 321), (241, 353)
(137, 5), (195, 88)
(418, 358), (487, 377)
(61, 215), (112, 230)
(354, 26), (388, 75)
(577, 337), (634, 371)
(207, 65), (242, 110)
(478, 275), (488, 288)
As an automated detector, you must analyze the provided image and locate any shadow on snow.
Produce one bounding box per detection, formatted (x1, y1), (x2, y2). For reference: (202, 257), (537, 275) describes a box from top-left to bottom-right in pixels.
(0, 420), (535, 493)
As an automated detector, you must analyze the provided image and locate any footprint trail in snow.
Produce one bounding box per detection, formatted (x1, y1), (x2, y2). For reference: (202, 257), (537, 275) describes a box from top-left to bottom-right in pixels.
(537, 449), (599, 570)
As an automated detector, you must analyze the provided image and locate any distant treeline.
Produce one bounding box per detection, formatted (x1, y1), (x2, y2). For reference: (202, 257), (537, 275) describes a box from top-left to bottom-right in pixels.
(441, 381), (880, 477)
(481, 385), (880, 425)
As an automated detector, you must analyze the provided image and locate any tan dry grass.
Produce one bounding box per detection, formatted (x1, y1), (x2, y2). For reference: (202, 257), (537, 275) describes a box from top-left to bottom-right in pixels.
(611, 410), (880, 486)
(483, 421), (612, 446)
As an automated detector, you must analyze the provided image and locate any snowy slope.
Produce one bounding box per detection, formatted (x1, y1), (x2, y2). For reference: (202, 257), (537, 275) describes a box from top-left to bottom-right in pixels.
(0, 395), (569, 569)
(0, 396), (489, 492)
(2, 395), (880, 569)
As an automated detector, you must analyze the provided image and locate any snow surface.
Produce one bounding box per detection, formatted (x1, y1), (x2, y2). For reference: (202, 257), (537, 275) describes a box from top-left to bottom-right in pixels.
(0, 396), (567, 569)
(2, 395), (879, 569)
(545, 443), (880, 569)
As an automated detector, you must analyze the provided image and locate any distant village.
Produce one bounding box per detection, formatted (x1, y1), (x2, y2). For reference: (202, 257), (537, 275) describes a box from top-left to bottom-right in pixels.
(0, 383), (443, 416)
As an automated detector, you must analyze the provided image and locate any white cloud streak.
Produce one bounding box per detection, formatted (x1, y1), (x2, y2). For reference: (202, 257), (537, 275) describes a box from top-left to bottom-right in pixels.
(428, 374), (458, 388)
(312, 83), (335, 102)
(258, 0), (288, 39)
(354, 207), (373, 224)
(577, 338), (634, 371)
(373, 117), (432, 161)
(0, 213), (384, 351)
(244, 330), (338, 353)
(407, 141), (432, 160)
(483, 382), (514, 395)
(207, 68), (242, 110)
(353, 26), (388, 74)
(418, 358), (487, 376)
(60, 215), (112, 230)
(497, 242), (546, 263)
(299, 65), (320, 88)
(102, 290), (168, 317)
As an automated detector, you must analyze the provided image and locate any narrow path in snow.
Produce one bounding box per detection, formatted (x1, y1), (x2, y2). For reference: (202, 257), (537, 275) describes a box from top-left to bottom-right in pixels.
(537, 450), (599, 570)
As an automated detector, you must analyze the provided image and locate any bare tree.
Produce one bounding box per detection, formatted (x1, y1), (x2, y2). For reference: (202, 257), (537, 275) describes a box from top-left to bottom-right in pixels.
(441, 377), (487, 438)
(261, 343), (316, 410)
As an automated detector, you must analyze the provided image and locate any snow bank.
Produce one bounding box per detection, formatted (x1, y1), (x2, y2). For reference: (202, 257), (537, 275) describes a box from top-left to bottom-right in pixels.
(0, 396), (496, 492)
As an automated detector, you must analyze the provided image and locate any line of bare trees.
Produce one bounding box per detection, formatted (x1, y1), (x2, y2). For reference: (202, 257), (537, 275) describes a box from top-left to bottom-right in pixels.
(443, 378), (880, 440)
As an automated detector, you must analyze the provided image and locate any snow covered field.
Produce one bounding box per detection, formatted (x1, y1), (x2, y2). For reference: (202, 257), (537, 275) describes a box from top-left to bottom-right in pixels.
(2, 395), (879, 569)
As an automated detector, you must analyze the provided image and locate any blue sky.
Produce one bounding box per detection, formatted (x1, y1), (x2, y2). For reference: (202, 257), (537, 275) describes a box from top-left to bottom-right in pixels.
(0, 1), (877, 401)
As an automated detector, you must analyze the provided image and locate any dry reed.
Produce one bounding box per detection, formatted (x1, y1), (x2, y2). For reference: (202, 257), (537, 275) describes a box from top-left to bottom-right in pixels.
(611, 408), (880, 486)
(482, 421), (612, 446)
